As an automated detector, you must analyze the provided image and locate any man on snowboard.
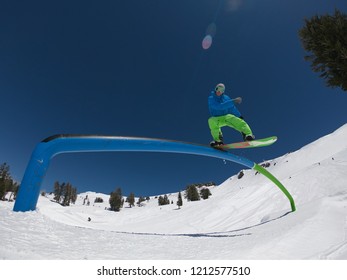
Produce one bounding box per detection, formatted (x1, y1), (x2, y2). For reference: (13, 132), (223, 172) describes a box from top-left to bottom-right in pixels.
(208, 83), (255, 147)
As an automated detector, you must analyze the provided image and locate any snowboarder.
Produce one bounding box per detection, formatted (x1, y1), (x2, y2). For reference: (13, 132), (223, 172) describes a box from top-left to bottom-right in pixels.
(208, 83), (255, 147)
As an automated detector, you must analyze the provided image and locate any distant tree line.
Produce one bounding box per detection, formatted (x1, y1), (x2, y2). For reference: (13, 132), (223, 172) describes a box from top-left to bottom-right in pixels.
(185, 182), (213, 201)
(109, 187), (150, 211)
(187, 182), (216, 188)
(53, 181), (77, 206)
(107, 183), (213, 212)
(137, 196), (146, 207)
(94, 197), (104, 203)
(0, 161), (214, 214)
(0, 163), (19, 201)
(158, 194), (170, 206)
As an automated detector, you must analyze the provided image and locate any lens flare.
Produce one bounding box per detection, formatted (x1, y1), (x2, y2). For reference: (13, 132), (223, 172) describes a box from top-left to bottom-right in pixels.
(202, 35), (213, 50)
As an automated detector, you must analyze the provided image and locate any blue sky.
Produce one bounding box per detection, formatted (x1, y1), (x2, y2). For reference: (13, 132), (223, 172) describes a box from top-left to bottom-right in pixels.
(1, 0), (346, 197)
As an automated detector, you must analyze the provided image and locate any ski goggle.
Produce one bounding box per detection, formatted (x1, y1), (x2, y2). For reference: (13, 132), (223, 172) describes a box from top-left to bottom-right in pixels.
(215, 85), (225, 93)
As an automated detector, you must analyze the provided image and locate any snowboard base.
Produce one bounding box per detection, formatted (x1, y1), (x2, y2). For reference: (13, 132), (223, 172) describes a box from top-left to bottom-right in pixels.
(216, 136), (277, 150)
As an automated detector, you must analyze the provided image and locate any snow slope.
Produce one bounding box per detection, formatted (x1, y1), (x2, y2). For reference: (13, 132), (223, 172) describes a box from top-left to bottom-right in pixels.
(1, 124), (347, 259)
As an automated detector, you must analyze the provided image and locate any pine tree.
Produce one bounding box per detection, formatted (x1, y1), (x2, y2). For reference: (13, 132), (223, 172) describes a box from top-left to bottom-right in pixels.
(158, 195), (164, 206)
(163, 194), (170, 205)
(94, 197), (104, 203)
(109, 187), (124, 211)
(137, 196), (146, 207)
(158, 194), (170, 206)
(53, 181), (77, 206)
(61, 183), (70, 206)
(185, 185), (200, 201)
(53, 181), (62, 203)
(177, 192), (183, 209)
(12, 181), (19, 200)
(299, 9), (347, 91)
(70, 186), (77, 204)
(0, 163), (11, 200)
(200, 188), (212, 200)
(126, 192), (135, 208)
(0, 162), (19, 200)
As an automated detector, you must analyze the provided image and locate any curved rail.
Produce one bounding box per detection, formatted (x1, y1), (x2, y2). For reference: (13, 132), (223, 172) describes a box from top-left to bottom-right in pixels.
(13, 134), (295, 212)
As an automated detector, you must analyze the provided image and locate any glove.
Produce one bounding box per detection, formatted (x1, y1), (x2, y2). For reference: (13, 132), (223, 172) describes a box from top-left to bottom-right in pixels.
(233, 97), (242, 104)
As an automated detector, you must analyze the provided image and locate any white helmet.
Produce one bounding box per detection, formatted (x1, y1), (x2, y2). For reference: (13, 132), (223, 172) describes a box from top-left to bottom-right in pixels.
(215, 83), (225, 93)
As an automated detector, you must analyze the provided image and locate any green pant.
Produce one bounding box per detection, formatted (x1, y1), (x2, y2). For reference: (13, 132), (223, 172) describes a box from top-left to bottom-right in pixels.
(208, 114), (253, 141)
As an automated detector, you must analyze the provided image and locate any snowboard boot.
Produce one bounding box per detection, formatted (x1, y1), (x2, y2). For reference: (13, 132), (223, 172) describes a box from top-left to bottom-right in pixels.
(210, 140), (224, 147)
(244, 134), (255, 141)
(210, 132), (224, 147)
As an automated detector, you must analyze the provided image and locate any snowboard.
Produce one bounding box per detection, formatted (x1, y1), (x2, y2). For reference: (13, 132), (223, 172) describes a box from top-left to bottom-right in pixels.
(215, 136), (277, 150)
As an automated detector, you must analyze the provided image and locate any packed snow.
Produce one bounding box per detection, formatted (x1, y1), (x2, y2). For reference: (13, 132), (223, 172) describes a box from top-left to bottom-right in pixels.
(1, 124), (347, 260)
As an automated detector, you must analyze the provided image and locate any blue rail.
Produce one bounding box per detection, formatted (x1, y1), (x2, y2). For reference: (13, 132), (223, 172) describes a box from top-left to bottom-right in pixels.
(13, 135), (295, 212)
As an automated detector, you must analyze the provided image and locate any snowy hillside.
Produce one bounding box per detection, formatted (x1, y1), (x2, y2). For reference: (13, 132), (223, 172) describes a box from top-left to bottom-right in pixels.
(1, 124), (347, 259)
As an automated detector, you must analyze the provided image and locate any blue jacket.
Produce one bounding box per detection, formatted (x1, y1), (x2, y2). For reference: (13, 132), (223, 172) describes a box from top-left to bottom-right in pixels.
(208, 90), (241, 117)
